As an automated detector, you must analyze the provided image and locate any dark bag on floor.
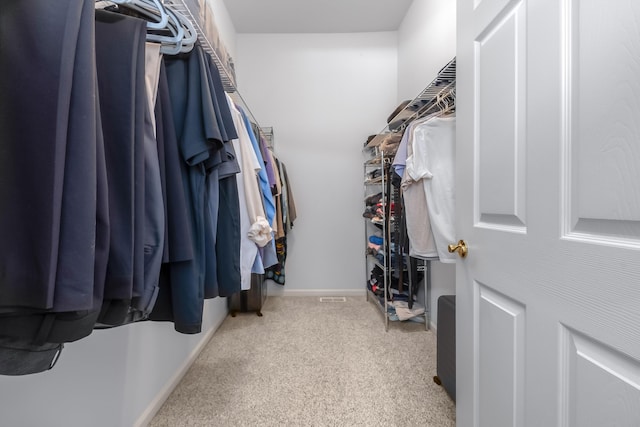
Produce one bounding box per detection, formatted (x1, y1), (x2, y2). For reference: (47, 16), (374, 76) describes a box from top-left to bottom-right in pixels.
(434, 295), (456, 401)
(228, 274), (266, 317)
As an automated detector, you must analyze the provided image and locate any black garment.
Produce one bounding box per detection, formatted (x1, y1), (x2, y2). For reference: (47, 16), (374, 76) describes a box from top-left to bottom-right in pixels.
(0, 337), (63, 376)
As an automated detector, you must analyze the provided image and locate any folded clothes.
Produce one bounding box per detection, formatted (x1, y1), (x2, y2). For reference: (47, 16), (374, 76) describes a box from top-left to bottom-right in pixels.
(367, 242), (381, 252)
(367, 169), (382, 180)
(393, 301), (425, 321)
(369, 235), (383, 245)
(365, 192), (382, 205)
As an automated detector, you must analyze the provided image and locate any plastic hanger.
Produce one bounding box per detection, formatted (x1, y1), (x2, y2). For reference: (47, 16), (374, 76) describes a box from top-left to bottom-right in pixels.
(147, 7), (184, 54)
(109, 0), (169, 29)
(96, 0), (191, 55)
(176, 9), (197, 53)
(145, 5), (197, 54)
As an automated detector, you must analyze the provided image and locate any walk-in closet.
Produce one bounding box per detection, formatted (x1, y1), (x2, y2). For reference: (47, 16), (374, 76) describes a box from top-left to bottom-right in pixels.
(2, 1), (458, 425)
(4, 0), (638, 426)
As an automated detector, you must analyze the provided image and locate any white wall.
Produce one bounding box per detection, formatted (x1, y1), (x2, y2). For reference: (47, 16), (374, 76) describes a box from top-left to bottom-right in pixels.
(235, 32), (398, 296)
(208, 0), (237, 57)
(398, 0), (457, 327)
(398, 0), (457, 100)
(0, 302), (227, 427)
(0, 2), (237, 426)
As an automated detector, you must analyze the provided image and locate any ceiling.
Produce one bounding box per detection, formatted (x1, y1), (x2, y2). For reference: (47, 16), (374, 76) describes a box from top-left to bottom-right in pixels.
(222, 0), (414, 34)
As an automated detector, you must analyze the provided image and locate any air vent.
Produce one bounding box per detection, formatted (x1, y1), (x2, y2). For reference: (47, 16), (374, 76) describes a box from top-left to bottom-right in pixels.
(319, 297), (347, 303)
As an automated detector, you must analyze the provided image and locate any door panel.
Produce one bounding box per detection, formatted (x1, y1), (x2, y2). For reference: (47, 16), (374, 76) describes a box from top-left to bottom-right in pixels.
(457, 0), (640, 425)
(561, 327), (640, 427)
(473, 0), (520, 30)
(565, 0), (640, 243)
(475, 0), (526, 231)
(478, 284), (525, 427)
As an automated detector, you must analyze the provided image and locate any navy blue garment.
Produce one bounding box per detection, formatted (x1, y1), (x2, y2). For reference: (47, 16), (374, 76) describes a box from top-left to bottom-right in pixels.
(216, 173), (242, 297)
(204, 167), (220, 298)
(194, 48), (226, 301)
(0, 0), (105, 362)
(154, 45), (224, 334)
(207, 56), (242, 296)
(206, 55), (238, 142)
(150, 54), (199, 331)
(167, 51), (206, 334)
(149, 60), (195, 325)
(94, 83), (112, 316)
(0, 0), (95, 311)
(52, 0), (102, 313)
(201, 51), (241, 299)
(155, 59), (194, 265)
(215, 140), (242, 297)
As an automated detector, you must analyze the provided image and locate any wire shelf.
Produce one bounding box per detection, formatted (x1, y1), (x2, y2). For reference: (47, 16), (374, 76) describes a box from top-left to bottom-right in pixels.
(366, 57), (456, 148)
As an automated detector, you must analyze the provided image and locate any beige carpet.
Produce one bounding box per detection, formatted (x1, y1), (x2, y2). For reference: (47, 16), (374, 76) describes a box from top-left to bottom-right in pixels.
(149, 296), (456, 426)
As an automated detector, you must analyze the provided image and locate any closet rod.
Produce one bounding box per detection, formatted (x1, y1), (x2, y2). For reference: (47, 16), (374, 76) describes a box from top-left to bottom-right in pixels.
(165, 0), (268, 141)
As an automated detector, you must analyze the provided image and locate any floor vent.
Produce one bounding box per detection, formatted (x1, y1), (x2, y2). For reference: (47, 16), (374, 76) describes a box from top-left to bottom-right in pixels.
(319, 297), (347, 303)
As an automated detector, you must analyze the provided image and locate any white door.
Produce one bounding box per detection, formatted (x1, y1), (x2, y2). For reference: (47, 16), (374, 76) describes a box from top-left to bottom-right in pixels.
(456, 0), (640, 426)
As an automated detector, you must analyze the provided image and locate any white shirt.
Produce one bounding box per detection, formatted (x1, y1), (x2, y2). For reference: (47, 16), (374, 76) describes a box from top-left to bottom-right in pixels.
(405, 116), (456, 262)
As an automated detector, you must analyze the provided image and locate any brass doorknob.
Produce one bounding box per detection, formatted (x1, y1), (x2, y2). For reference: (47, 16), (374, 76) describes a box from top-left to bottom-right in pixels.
(448, 240), (468, 258)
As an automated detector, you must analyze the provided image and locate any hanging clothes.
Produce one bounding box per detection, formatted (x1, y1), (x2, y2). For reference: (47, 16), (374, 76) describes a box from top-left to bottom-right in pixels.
(397, 117), (438, 259)
(404, 116), (457, 262)
(94, 9), (161, 326)
(265, 155), (297, 285)
(149, 44), (229, 333)
(225, 94), (270, 290)
(0, 0), (294, 374)
(240, 110), (279, 272)
(204, 51), (241, 299)
(0, 0), (104, 374)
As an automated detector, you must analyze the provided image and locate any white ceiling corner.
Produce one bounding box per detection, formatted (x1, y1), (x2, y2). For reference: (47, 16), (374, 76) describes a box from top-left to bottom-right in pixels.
(221, 0), (414, 34)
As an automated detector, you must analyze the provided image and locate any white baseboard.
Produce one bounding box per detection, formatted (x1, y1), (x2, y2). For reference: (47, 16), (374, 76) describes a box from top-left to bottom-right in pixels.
(267, 287), (366, 298)
(429, 320), (437, 333)
(133, 311), (227, 427)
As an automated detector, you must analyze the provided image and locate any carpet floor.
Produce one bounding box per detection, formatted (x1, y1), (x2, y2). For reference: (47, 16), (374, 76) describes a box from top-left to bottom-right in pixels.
(149, 296), (456, 426)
